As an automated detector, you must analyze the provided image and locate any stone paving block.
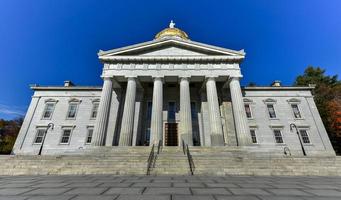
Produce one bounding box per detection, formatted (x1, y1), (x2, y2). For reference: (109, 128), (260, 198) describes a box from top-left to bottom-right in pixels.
(64, 187), (109, 195)
(258, 196), (306, 200)
(172, 195), (215, 200)
(305, 184), (340, 189)
(116, 194), (170, 200)
(173, 182), (205, 187)
(0, 188), (35, 195)
(205, 183), (239, 188)
(23, 188), (72, 195)
(229, 188), (271, 196)
(104, 187), (144, 195)
(215, 196), (260, 200)
(191, 188), (231, 195)
(143, 188), (191, 195)
(32, 182), (71, 188)
(303, 189), (341, 197)
(123, 179), (152, 183)
(186, 179), (215, 183)
(25, 195), (75, 200)
(99, 182), (133, 187)
(64, 182), (102, 187)
(266, 189), (312, 196)
(0, 196), (28, 200)
(132, 182), (171, 187)
(153, 179), (186, 183)
(273, 184), (308, 189)
(71, 195), (118, 200)
(237, 183), (273, 188)
(0, 183), (35, 188)
(302, 197), (341, 200)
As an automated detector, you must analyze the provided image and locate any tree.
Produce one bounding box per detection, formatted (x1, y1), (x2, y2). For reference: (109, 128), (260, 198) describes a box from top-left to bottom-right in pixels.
(294, 66), (341, 154)
(0, 117), (23, 154)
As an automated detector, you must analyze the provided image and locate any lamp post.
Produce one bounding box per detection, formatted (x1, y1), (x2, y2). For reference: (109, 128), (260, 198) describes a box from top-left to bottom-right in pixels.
(289, 123), (306, 156)
(38, 123), (54, 155)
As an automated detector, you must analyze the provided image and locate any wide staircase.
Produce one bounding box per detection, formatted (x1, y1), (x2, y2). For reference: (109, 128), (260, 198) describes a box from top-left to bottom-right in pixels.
(1, 144), (341, 176)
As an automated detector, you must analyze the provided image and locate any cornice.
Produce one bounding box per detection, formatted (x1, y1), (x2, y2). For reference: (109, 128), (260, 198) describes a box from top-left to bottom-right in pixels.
(99, 55), (244, 62)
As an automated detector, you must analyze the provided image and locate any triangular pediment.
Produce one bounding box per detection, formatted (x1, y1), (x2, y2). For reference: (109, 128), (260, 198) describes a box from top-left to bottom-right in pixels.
(98, 38), (245, 57)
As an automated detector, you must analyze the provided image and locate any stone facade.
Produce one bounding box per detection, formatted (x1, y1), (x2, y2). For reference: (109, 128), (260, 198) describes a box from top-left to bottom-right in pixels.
(12, 23), (335, 156)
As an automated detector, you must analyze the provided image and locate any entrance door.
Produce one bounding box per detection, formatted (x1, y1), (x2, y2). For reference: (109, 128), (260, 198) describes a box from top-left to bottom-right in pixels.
(165, 123), (178, 146)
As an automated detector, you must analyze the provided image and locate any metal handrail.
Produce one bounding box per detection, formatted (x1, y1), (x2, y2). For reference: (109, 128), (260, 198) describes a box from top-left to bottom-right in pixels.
(146, 140), (162, 175)
(182, 140), (195, 175)
(146, 144), (155, 175)
(182, 140), (186, 155)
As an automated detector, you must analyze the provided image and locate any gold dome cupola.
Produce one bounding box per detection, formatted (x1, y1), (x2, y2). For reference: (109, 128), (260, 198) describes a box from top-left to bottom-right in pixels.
(155, 20), (189, 40)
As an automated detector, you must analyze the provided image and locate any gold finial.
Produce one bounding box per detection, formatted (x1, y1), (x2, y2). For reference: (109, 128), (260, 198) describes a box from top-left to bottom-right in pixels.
(155, 21), (189, 40)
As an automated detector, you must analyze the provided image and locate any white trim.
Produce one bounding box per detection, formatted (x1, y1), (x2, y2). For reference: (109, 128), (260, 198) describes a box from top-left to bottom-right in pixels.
(41, 102), (56, 120)
(272, 129), (285, 145)
(90, 102), (99, 120)
(66, 103), (79, 120)
(244, 103), (253, 119)
(59, 128), (73, 145)
(32, 127), (47, 145)
(98, 38), (245, 57)
(249, 128), (258, 144)
(85, 126), (94, 145)
(290, 104), (304, 119)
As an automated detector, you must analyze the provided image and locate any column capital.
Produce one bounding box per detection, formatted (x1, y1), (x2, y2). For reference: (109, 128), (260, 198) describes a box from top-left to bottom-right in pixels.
(102, 76), (113, 81)
(229, 76), (241, 82)
(152, 76), (164, 83)
(205, 76), (218, 81)
(179, 76), (191, 83)
(126, 76), (137, 81)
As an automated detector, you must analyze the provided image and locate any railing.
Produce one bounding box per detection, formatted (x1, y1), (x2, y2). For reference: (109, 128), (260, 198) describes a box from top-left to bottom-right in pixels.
(182, 140), (195, 175)
(146, 140), (162, 175)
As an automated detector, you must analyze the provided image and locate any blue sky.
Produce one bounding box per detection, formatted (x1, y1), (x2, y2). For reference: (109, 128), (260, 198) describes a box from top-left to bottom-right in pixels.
(0, 0), (340, 120)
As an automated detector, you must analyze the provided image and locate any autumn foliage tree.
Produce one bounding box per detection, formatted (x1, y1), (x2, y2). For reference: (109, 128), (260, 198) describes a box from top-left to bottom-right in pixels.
(0, 118), (23, 154)
(294, 66), (341, 154)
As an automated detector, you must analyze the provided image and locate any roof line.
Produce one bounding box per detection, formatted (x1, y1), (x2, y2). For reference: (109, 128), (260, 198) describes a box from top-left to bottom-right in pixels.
(98, 38), (245, 56)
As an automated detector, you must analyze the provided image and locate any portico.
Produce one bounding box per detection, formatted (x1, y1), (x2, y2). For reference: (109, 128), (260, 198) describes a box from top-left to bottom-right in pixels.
(90, 22), (252, 147)
(91, 74), (251, 147)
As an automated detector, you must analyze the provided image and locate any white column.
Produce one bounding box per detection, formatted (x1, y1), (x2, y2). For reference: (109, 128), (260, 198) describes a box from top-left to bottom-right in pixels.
(179, 77), (193, 146)
(229, 77), (252, 145)
(92, 77), (113, 146)
(119, 77), (137, 146)
(206, 77), (224, 146)
(150, 77), (163, 145)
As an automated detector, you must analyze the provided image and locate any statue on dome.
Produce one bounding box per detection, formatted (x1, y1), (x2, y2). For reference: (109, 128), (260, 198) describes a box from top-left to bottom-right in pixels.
(169, 20), (175, 28)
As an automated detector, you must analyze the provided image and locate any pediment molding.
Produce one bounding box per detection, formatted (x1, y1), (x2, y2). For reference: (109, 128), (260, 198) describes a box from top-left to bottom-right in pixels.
(98, 38), (245, 58)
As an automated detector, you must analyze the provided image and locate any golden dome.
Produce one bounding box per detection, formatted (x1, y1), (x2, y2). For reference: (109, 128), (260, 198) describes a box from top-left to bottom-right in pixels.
(155, 20), (189, 40)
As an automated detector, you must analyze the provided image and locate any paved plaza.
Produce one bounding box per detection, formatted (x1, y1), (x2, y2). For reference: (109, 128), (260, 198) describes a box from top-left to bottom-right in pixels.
(1, 175), (341, 199)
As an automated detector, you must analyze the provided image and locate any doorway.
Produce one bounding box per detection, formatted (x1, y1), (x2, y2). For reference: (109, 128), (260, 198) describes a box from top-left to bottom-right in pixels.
(165, 123), (178, 146)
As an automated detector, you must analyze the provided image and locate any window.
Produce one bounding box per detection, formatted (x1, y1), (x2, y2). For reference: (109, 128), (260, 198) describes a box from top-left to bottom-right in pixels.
(250, 129), (257, 143)
(90, 103), (99, 119)
(291, 104), (302, 119)
(299, 130), (310, 144)
(244, 104), (252, 118)
(60, 129), (72, 144)
(42, 103), (55, 119)
(86, 128), (93, 144)
(267, 104), (277, 118)
(67, 103), (78, 119)
(168, 102), (176, 122)
(147, 102), (152, 121)
(191, 102), (197, 120)
(273, 129), (283, 143)
(34, 129), (46, 144)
